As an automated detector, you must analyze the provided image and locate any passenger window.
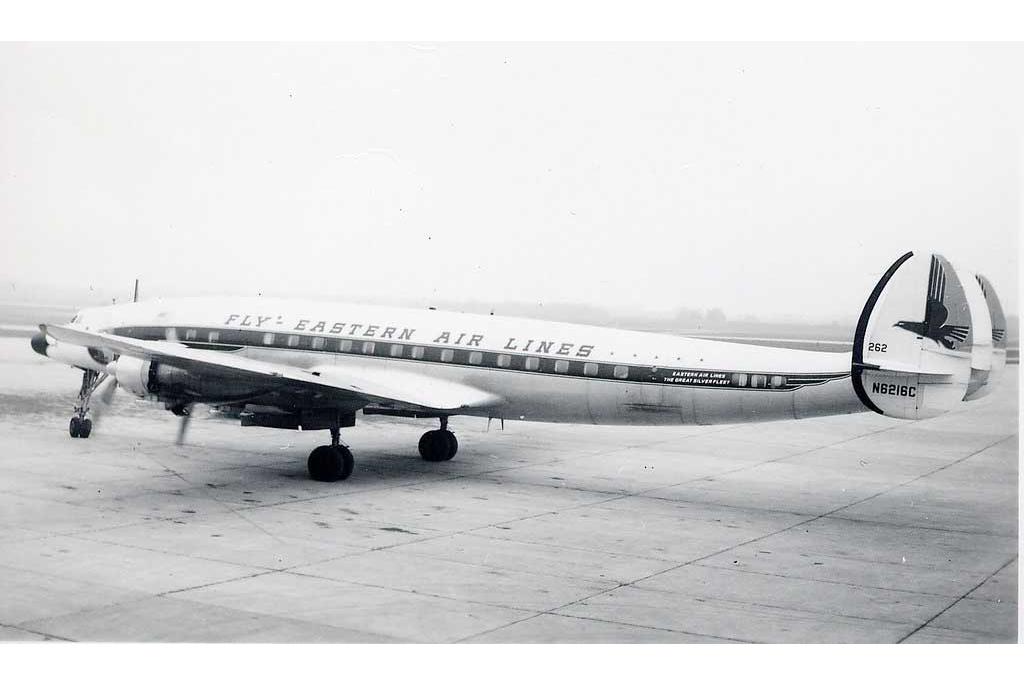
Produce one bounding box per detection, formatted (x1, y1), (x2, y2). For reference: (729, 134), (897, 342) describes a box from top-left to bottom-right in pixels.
(362, 341), (375, 354)
(469, 351), (483, 365)
(208, 331), (220, 343)
(613, 365), (629, 380)
(165, 328), (177, 340)
(287, 334), (300, 347)
(390, 344), (404, 357)
(732, 373), (748, 387)
(554, 360), (569, 374)
(411, 346), (425, 359)
(440, 349), (454, 362)
(584, 362), (599, 377)
(771, 375), (786, 388)
(525, 357), (540, 371)
(751, 374), (767, 388)
(496, 354), (511, 368)
(338, 339), (352, 352)
(262, 332), (276, 346)
(311, 337), (325, 350)
(185, 329), (197, 341)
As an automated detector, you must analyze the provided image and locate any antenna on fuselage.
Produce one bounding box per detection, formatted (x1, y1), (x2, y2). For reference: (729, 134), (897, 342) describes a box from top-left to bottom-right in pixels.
(133, 279), (139, 303)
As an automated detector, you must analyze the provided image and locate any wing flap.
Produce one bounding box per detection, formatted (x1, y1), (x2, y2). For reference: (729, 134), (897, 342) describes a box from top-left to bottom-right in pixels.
(41, 324), (499, 412)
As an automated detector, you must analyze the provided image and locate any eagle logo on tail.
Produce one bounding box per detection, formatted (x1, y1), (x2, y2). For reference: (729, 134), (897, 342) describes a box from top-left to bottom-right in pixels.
(893, 256), (970, 350)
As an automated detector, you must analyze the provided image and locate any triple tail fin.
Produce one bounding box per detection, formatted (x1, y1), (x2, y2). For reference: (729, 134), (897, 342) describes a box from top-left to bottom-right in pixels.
(852, 252), (974, 419)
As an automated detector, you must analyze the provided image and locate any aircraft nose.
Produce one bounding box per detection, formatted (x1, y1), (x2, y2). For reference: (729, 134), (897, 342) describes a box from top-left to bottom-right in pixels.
(30, 330), (49, 357)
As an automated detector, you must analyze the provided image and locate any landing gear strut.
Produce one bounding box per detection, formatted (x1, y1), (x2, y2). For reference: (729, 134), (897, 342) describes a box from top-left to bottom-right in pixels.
(69, 369), (106, 439)
(307, 424), (355, 482)
(419, 416), (458, 462)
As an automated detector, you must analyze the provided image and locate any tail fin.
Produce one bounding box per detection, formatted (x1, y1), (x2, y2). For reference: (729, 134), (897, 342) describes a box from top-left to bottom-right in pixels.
(964, 273), (1007, 399)
(958, 262), (994, 400)
(852, 252), (973, 419)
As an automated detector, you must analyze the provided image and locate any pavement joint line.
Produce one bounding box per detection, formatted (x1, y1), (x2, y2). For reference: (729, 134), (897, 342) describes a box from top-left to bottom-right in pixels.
(460, 529), (685, 564)
(540, 611), (756, 644)
(63, 523), (397, 574)
(620, 575), (935, 629)
(897, 554), (1019, 644)
(159, 569), (283, 597)
(462, 610), (754, 644)
(825, 514), (1018, 538)
(703, 545), (1014, 575)
(283, 538), (628, 590)
(0, 620), (72, 642)
(278, 567), (563, 616)
(55, 531), (295, 574)
(688, 560), (968, 600)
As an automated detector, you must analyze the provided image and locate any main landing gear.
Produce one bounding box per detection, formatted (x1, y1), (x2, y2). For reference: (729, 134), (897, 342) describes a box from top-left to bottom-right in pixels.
(69, 369), (105, 439)
(307, 425), (355, 482)
(306, 416), (459, 482)
(418, 416), (458, 462)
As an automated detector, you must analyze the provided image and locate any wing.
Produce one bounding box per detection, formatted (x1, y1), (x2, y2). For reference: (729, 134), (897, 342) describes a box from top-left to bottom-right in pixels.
(41, 324), (500, 413)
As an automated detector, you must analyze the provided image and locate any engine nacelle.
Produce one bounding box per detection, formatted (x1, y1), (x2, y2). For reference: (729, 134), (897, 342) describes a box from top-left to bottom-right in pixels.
(31, 333), (112, 373)
(108, 356), (156, 398)
(108, 356), (262, 402)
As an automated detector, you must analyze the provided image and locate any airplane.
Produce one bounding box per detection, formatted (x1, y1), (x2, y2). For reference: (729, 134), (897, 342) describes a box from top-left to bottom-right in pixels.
(30, 251), (1007, 482)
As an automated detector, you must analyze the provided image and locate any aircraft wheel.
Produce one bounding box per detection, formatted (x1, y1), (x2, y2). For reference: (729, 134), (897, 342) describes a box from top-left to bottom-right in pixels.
(79, 418), (93, 439)
(419, 430), (457, 462)
(308, 444), (354, 482)
(69, 417), (81, 438)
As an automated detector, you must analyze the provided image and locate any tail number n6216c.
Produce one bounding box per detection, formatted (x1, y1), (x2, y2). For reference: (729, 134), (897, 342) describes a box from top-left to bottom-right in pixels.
(872, 382), (916, 397)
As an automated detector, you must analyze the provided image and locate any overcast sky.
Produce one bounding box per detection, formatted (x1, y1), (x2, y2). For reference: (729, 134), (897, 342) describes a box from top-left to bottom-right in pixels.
(1, 43), (1019, 321)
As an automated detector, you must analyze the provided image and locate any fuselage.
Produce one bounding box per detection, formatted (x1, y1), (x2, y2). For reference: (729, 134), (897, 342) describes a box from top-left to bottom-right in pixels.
(64, 297), (866, 426)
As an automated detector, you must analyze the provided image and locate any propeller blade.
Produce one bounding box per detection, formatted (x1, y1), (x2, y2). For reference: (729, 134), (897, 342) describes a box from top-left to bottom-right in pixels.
(175, 406), (193, 446)
(90, 376), (118, 426)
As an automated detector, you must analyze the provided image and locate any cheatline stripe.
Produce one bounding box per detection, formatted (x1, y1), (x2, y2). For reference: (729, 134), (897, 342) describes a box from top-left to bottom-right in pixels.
(108, 325), (855, 393)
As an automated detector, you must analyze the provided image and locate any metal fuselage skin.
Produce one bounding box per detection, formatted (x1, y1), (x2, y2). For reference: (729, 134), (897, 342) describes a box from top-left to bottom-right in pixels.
(65, 297), (866, 426)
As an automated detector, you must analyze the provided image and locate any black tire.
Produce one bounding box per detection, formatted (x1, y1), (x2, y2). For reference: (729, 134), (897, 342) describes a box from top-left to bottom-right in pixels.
(69, 417), (81, 438)
(79, 418), (93, 439)
(443, 430), (458, 461)
(307, 444), (354, 482)
(419, 430), (452, 462)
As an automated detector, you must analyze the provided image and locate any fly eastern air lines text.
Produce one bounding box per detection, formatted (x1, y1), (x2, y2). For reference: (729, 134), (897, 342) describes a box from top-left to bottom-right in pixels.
(223, 314), (596, 358)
